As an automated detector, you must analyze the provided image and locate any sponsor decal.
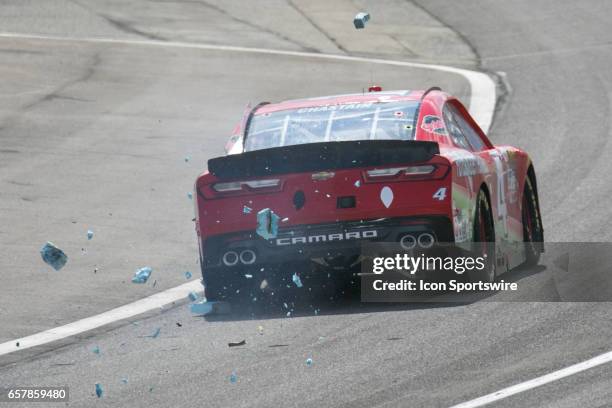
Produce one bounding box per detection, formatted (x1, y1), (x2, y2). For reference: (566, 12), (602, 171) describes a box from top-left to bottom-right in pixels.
(507, 168), (518, 204)
(453, 210), (470, 243)
(421, 115), (448, 135)
(297, 103), (373, 113)
(455, 157), (487, 177)
(275, 230), (378, 246)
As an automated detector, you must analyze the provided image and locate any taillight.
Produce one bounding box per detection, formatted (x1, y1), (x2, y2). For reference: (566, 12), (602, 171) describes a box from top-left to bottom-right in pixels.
(364, 164), (448, 181)
(211, 179), (280, 193)
(212, 181), (242, 192)
(244, 179), (280, 189)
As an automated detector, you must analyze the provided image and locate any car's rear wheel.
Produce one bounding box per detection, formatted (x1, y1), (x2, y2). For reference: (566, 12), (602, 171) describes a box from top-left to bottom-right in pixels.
(522, 175), (543, 266)
(469, 189), (496, 283)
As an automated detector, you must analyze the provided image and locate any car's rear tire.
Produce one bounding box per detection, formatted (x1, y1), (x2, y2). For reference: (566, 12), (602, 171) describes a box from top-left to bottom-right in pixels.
(469, 189), (496, 283)
(522, 175), (543, 266)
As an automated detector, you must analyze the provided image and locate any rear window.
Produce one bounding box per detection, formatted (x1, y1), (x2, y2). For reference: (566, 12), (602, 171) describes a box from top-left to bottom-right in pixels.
(244, 101), (420, 151)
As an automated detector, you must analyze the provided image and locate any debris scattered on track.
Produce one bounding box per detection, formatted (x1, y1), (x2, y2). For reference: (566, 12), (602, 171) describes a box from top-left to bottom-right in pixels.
(306, 357), (313, 367)
(190, 299), (213, 315)
(95, 383), (103, 398)
(243, 205), (252, 214)
(131, 267), (152, 284)
(292, 273), (303, 288)
(354, 180), (361, 188)
(184, 271), (192, 279)
(257, 325), (264, 335)
(87, 229), (94, 240)
(40, 242), (68, 271)
(184, 156), (190, 163)
(256, 208), (279, 239)
(353, 12), (370, 29)
(120, 378), (128, 384)
(15, 342), (19, 347)
(260, 279), (268, 290)
(187, 192), (193, 200)
(244, 273), (253, 279)
(176, 322), (182, 327)
(228, 340), (246, 347)
(230, 372), (238, 384)
(147, 328), (161, 338)
(188, 291), (198, 302)
(92, 345), (101, 355)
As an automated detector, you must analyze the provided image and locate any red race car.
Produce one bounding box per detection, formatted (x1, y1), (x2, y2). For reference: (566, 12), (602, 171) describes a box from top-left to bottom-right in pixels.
(194, 88), (543, 302)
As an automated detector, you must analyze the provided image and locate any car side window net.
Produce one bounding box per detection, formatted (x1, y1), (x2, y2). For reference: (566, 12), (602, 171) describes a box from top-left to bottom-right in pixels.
(245, 101), (419, 151)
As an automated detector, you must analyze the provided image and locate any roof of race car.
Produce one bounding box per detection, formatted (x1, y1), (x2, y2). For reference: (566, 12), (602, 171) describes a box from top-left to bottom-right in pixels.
(254, 89), (426, 115)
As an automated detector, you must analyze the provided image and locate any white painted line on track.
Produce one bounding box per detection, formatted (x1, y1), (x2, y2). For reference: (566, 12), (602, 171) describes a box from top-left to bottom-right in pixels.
(0, 280), (202, 357)
(0, 32), (496, 133)
(449, 349), (612, 408)
(0, 32), (496, 357)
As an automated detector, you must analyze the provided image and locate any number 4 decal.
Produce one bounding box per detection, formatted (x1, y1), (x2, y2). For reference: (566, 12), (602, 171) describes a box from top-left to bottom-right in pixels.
(433, 187), (447, 201)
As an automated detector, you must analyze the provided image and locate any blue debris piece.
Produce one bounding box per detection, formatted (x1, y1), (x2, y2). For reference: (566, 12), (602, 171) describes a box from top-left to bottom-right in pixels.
(230, 372), (238, 384)
(87, 229), (94, 240)
(306, 357), (313, 367)
(40, 242), (68, 271)
(131, 267), (152, 284)
(187, 291), (198, 302)
(185, 271), (192, 279)
(184, 156), (190, 162)
(95, 383), (103, 398)
(147, 328), (161, 338)
(256, 208), (280, 240)
(190, 299), (213, 315)
(353, 12), (370, 29)
(120, 378), (128, 385)
(292, 273), (303, 288)
(92, 345), (101, 355)
(187, 192), (193, 200)
(243, 205), (252, 214)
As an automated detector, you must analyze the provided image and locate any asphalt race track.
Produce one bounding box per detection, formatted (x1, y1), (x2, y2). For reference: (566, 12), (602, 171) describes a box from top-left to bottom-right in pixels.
(1, 1), (612, 407)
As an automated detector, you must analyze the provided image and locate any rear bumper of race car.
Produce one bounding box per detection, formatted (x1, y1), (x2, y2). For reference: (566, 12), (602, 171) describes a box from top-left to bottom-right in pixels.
(199, 216), (453, 273)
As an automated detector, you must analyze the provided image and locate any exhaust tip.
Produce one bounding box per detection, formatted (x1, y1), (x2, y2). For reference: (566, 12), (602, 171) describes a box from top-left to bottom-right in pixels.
(222, 251), (239, 267)
(417, 233), (435, 249)
(399, 234), (417, 250)
(239, 249), (257, 265)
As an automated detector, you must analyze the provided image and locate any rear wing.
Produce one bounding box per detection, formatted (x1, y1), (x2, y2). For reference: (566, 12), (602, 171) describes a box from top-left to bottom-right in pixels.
(208, 140), (439, 179)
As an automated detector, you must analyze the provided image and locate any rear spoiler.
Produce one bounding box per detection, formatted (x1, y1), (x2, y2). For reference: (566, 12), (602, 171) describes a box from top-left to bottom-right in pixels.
(208, 140), (439, 179)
